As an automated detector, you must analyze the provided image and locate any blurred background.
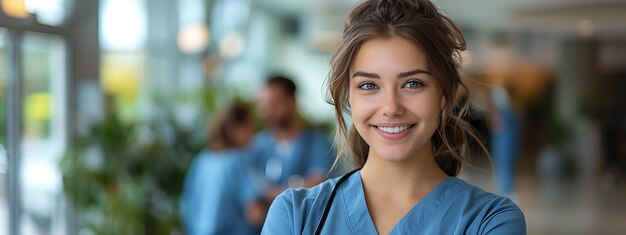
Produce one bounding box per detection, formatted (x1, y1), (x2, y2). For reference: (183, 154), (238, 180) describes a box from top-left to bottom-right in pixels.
(0, 0), (625, 234)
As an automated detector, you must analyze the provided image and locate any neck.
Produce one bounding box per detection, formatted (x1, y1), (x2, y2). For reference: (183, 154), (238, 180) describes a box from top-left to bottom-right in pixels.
(360, 144), (448, 199)
(271, 118), (302, 141)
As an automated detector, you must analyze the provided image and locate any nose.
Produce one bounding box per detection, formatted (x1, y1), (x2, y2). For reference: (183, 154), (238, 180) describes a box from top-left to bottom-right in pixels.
(381, 89), (404, 117)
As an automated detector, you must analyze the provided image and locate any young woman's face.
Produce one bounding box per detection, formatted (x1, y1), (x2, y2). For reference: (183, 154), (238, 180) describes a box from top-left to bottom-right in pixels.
(348, 36), (444, 162)
(231, 117), (256, 148)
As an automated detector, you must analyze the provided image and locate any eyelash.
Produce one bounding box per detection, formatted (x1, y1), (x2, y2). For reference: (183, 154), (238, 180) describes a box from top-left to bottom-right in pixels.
(356, 80), (425, 91)
(403, 80), (425, 89)
(357, 82), (378, 90)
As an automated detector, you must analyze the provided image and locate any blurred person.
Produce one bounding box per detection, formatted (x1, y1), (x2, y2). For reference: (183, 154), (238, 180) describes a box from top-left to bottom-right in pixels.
(601, 116), (626, 182)
(262, 0), (526, 234)
(250, 75), (335, 198)
(488, 84), (521, 199)
(180, 103), (267, 235)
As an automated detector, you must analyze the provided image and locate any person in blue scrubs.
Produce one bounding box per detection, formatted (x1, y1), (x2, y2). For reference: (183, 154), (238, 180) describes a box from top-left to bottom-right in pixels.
(489, 85), (521, 199)
(250, 76), (335, 198)
(262, 0), (526, 234)
(181, 104), (265, 235)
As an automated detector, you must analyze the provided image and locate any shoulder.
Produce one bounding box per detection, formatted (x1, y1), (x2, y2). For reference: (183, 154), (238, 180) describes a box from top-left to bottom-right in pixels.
(304, 129), (331, 141)
(449, 178), (519, 209)
(447, 178), (526, 234)
(189, 149), (213, 169)
(255, 130), (272, 140)
(194, 149), (247, 170)
(251, 130), (272, 146)
(271, 177), (338, 215)
(262, 177), (339, 234)
(302, 130), (333, 151)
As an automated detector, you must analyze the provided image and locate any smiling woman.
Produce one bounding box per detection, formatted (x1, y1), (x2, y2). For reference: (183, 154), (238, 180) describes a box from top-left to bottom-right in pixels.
(349, 36), (443, 165)
(261, 0), (526, 234)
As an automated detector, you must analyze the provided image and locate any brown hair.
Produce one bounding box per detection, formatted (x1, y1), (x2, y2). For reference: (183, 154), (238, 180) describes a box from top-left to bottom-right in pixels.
(266, 75), (297, 98)
(325, 0), (488, 176)
(208, 104), (252, 151)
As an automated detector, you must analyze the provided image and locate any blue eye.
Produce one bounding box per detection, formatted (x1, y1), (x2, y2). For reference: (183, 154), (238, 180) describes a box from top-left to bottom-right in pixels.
(357, 82), (378, 90)
(403, 80), (424, 89)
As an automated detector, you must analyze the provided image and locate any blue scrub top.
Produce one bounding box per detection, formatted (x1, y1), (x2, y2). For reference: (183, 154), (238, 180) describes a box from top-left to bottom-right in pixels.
(249, 130), (334, 185)
(262, 170), (526, 234)
(180, 149), (260, 235)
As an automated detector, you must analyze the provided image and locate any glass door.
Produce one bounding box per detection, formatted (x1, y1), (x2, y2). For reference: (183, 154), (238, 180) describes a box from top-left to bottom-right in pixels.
(0, 0), (74, 234)
(0, 28), (8, 235)
(0, 29), (69, 235)
(19, 32), (67, 235)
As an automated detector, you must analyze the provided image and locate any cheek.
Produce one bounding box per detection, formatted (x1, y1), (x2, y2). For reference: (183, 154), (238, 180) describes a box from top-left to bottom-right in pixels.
(348, 93), (362, 118)
(258, 100), (272, 112)
(277, 105), (289, 115)
(412, 96), (442, 121)
(258, 106), (272, 117)
(349, 96), (377, 127)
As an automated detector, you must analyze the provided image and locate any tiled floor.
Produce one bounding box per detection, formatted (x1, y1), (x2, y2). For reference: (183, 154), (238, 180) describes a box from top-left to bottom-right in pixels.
(461, 163), (626, 235)
(518, 173), (626, 235)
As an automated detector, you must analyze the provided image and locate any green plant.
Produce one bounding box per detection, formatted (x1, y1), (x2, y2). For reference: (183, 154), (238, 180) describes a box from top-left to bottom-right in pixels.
(60, 95), (210, 235)
(546, 117), (572, 150)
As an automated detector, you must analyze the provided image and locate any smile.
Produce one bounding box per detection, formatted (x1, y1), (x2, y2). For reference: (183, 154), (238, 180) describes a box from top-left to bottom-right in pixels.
(372, 124), (416, 140)
(376, 125), (414, 134)
(374, 124), (416, 134)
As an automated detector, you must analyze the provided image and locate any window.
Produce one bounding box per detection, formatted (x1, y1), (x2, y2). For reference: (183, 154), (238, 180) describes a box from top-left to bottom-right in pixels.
(0, 1), (72, 234)
(0, 28), (8, 235)
(25, 0), (73, 26)
(19, 32), (67, 235)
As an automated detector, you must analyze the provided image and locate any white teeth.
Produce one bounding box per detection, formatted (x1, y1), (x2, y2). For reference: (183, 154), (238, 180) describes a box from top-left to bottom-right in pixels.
(376, 125), (411, 133)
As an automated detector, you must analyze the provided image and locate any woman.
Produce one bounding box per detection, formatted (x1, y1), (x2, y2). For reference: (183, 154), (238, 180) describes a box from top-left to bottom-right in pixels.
(261, 0), (526, 234)
(181, 104), (265, 235)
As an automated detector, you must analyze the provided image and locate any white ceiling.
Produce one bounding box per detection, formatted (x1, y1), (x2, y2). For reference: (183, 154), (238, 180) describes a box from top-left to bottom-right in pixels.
(254, 0), (626, 34)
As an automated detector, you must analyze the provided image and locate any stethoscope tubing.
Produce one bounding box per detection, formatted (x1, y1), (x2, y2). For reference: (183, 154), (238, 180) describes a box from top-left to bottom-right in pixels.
(313, 168), (361, 235)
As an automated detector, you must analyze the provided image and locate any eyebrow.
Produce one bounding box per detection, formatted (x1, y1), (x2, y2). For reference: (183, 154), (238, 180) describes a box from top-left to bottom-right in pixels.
(352, 69), (429, 79)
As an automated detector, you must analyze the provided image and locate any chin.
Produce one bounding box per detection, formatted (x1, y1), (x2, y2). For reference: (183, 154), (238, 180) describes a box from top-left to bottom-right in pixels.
(372, 148), (415, 162)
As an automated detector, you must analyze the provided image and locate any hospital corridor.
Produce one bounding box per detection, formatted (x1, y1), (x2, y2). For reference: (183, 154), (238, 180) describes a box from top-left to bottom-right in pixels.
(1, 0), (626, 234)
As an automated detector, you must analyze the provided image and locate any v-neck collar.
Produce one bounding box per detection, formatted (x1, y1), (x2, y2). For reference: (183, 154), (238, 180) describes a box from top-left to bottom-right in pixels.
(340, 170), (457, 234)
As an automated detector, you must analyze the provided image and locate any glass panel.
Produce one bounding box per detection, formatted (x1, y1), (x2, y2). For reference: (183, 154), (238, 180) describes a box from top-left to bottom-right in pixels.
(20, 32), (67, 235)
(100, 0), (146, 51)
(25, 0), (73, 26)
(0, 28), (8, 235)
